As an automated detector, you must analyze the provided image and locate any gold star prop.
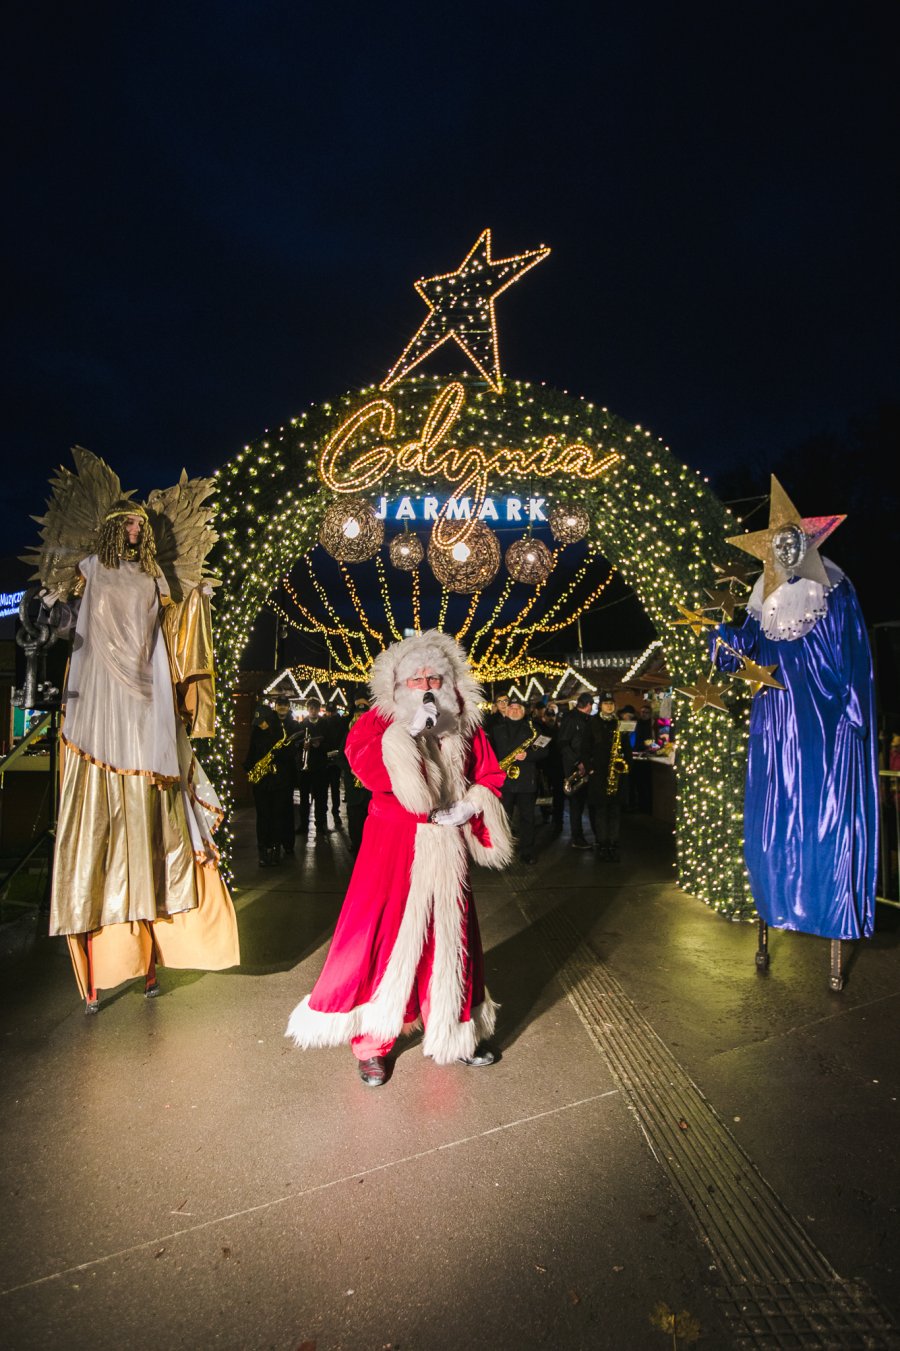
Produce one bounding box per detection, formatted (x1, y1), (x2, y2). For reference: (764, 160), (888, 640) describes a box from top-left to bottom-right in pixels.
(726, 475), (845, 601)
(729, 657), (784, 697)
(381, 229), (550, 393)
(713, 561), (757, 586)
(703, 587), (744, 621)
(672, 602), (718, 636)
(676, 674), (730, 713)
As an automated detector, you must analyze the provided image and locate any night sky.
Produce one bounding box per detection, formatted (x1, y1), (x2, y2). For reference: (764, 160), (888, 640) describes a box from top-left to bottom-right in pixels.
(5, 2), (898, 634)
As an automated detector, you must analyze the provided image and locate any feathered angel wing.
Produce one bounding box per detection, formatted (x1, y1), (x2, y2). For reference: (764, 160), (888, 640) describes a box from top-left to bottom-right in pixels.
(22, 446), (135, 599)
(144, 470), (220, 603)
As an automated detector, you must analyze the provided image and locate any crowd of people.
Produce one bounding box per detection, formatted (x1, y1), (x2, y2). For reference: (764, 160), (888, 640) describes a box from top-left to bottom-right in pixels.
(244, 693), (373, 866)
(485, 690), (664, 865)
(246, 683), (668, 875)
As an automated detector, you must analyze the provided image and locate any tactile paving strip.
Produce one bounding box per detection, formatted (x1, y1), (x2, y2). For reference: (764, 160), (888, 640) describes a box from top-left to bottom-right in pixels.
(520, 898), (900, 1348)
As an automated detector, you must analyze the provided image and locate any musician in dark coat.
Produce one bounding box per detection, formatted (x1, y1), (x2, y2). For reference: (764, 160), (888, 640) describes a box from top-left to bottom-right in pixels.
(244, 695), (300, 866)
(585, 692), (633, 861)
(558, 693), (595, 849)
(490, 696), (549, 864)
(324, 707), (349, 827)
(296, 698), (331, 838)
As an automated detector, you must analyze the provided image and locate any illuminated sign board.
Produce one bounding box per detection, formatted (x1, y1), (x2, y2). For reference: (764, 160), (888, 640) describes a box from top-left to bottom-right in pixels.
(318, 381), (622, 506)
(374, 495), (549, 524)
(0, 590), (26, 620)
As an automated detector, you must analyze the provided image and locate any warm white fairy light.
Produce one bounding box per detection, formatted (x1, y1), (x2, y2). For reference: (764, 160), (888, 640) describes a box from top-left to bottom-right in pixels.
(210, 368), (750, 917)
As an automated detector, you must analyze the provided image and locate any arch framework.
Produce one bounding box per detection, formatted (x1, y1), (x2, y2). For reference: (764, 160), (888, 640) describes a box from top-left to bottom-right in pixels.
(208, 375), (754, 919)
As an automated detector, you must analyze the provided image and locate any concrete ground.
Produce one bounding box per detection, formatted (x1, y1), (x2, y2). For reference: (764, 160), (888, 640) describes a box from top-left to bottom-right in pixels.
(1, 808), (899, 1351)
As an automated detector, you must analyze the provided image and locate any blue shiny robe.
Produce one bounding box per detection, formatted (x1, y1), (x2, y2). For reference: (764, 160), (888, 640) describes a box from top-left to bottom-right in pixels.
(714, 577), (878, 938)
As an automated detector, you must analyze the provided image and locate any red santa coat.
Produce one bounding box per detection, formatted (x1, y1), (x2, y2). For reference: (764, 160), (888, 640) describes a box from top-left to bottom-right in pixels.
(285, 710), (512, 1064)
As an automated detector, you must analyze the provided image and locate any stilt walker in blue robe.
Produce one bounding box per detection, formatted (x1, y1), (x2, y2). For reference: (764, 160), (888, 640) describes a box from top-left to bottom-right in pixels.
(715, 477), (878, 940)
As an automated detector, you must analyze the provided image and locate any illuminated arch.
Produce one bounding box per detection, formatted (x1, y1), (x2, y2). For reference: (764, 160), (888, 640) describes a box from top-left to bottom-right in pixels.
(209, 373), (752, 919)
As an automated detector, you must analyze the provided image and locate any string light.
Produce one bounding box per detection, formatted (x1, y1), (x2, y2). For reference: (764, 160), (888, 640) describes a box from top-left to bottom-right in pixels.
(381, 229), (550, 393)
(209, 372), (749, 917)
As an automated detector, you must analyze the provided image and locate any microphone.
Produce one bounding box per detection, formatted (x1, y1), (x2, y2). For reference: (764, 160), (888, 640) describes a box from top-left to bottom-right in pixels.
(422, 691), (436, 729)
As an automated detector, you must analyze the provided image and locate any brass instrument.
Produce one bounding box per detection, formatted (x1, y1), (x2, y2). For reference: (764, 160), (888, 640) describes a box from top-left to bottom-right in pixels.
(563, 766), (588, 795)
(498, 727), (537, 780)
(248, 727), (289, 785)
(247, 726), (302, 784)
(606, 723), (629, 796)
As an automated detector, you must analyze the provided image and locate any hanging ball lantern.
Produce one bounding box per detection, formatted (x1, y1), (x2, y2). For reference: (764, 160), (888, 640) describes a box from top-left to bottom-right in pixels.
(318, 497), (384, 563)
(549, 502), (590, 545)
(427, 521), (500, 594)
(505, 536), (554, 585)
(389, 533), (424, 571)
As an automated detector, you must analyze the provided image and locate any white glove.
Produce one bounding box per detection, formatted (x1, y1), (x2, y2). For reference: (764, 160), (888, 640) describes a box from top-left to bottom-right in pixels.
(432, 800), (477, 828)
(407, 698), (437, 736)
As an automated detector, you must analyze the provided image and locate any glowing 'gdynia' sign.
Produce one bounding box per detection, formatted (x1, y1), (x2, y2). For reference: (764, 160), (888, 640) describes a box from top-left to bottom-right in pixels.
(318, 381), (622, 509)
(374, 494), (549, 523)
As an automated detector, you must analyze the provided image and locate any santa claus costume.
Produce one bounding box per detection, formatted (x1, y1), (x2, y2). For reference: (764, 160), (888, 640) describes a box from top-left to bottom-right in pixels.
(285, 631), (512, 1081)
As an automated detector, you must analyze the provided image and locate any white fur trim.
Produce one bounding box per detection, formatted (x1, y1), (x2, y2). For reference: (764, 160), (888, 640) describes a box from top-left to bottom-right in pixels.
(380, 722), (432, 814)
(285, 820), (496, 1064)
(369, 630), (483, 737)
(464, 782), (514, 869)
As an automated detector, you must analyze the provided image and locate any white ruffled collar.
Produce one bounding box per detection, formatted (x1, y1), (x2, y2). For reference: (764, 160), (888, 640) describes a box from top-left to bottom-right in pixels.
(746, 556), (844, 641)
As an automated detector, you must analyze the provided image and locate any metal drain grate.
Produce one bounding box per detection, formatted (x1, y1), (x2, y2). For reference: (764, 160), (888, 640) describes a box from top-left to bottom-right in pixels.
(716, 1279), (900, 1349)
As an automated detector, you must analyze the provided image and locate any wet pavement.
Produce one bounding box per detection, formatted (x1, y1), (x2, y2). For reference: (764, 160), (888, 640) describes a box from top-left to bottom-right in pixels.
(1, 809), (899, 1351)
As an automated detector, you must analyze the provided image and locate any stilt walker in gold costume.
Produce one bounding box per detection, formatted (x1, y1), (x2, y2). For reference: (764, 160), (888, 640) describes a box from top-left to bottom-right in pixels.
(25, 448), (240, 1012)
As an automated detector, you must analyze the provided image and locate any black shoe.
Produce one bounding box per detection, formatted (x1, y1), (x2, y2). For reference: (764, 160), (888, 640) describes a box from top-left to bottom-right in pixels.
(459, 1045), (496, 1067)
(85, 997), (100, 1015)
(571, 839), (592, 850)
(258, 854), (271, 868)
(357, 1056), (387, 1087)
(144, 979), (161, 998)
(267, 847), (282, 865)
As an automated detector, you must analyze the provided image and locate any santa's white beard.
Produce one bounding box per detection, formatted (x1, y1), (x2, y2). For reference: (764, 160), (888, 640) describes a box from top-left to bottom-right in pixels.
(392, 682), (460, 732)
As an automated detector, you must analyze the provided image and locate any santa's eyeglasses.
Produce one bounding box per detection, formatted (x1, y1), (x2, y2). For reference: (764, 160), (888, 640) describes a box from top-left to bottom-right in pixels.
(405, 675), (444, 689)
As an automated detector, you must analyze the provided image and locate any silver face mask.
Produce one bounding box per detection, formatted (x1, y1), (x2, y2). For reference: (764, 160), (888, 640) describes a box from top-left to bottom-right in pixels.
(772, 524), (808, 574)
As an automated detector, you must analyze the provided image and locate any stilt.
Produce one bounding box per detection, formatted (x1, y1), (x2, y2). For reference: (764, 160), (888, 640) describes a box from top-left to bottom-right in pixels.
(829, 938), (844, 992)
(144, 947), (160, 998)
(755, 918), (769, 971)
(85, 931), (100, 1013)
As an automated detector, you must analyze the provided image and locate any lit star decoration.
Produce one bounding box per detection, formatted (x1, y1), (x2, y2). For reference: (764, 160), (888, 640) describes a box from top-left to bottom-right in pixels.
(381, 230), (550, 393)
(726, 474), (845, 600)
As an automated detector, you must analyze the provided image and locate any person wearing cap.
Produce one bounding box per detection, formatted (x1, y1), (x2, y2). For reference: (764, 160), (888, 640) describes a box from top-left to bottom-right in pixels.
(486, 694), (509, 731)
(559, 692), (596, 848)
(586, 692), (633, 861)
(296, 698), (331, 838)
(244, 695), (300, 866)
(489, 696), (549, 864)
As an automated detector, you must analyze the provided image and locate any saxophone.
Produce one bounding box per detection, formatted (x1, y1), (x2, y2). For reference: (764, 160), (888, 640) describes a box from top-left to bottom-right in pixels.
(248, 727), (289, 784)
(606, 723), (629, 796)
(499, 727), (537, 780)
